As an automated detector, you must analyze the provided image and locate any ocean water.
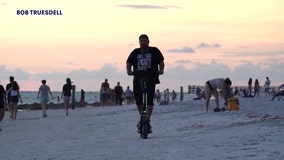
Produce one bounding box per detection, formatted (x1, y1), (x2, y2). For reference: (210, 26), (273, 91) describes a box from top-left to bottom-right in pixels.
(19, 91), (196, 104)
(20, 91), (101, 104)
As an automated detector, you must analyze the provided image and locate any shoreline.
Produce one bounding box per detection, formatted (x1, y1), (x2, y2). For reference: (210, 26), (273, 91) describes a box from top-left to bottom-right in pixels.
(13, 101), (102, 111)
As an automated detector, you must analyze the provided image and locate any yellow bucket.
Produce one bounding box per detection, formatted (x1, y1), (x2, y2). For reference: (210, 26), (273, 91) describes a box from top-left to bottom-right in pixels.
(228, 97), (239, 111)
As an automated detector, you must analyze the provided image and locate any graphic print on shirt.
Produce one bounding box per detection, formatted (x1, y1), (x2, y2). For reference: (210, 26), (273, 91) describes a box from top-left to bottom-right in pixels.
(137, 53), (152, 71)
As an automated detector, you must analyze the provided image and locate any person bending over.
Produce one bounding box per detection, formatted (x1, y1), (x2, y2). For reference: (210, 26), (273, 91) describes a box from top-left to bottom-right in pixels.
(204, 78), (232, 112)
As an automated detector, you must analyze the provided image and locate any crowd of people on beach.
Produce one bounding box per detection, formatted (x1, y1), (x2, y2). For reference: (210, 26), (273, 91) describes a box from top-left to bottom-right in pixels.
(0, 75), (280, 117)
(98, 78), (182, 107)
(99, 78), (134, 106)
(0, 75), (282, 133)
(1, 34), (283, 134)
(0, 76), (80, 125)
(232, 77), (274, 99)
(0, 76), (23, 131)
(97, 75), (282, 110)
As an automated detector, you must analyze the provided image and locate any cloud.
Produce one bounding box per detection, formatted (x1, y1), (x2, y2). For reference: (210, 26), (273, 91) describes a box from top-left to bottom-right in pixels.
(197, 42), (221, 48)
(1, 59), (283, 91)
(0, 66), (30, 81)
(221, 51), (284, 57)
(167, 46), (195, 53)
(174, 59), (193, 64)
(167, 43), (222, 53)
(164, 5), (183, 9)
(117, 4), (182, 9)
(163, 60), (284, 88)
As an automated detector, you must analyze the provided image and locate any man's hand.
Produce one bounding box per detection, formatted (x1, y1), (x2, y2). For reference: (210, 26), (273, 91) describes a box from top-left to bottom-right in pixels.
(127, 70), (134, 76)
(158, 70), (164, 75)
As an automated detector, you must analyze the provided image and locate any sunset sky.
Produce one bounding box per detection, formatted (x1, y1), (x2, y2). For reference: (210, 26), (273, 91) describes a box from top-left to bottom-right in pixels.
(0, 0), (283, 92)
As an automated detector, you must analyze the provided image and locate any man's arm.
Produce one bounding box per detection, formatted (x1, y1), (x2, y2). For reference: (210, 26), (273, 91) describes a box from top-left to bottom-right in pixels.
(158, 61), (164, 75)
(37, 89), (40, 98)
(48, 88), (54, 99)
(126, 62), (133, 75)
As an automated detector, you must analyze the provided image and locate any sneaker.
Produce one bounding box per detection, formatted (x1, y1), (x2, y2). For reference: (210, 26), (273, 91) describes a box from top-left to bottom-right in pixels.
(137, 121), (141, 133)
(42, 114), (47, 117)
(221, 108), (226, 111)
(137, 120), (152, 134)
(214, 107), (221, 112)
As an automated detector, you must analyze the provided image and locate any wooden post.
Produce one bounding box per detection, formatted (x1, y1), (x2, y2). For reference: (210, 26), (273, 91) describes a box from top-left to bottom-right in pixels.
(80, 89), (85, 102)
(180, 86), (184, 102)
(71, 85), (76, 109)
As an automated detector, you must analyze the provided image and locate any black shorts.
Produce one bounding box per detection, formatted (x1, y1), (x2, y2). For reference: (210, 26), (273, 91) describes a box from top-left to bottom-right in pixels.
(7, 95), (11, 103)
(11, 96), (19, 103)
(133, 77), (156, 106)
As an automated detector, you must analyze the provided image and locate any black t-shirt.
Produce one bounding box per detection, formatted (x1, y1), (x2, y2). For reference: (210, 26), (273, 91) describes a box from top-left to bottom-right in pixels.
(126, 46), (164, 78)
(6, 83), (12, 97)
(63, 84), (72, 97)
(114, 86), (123, 96)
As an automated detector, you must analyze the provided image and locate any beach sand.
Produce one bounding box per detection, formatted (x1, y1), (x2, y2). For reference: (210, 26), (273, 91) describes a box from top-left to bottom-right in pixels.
(0, 97), (283, 160)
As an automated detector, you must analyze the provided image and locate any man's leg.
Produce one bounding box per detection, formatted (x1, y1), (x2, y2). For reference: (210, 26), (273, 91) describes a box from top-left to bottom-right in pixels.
(212, 90), (219, 107)
(42, 101), (47, 117)
(204, 85), (211, 112)
(0, 109), (3, 131)
(212, 90), (220, 112)
(137, 105), (142, 115)
(146, 105), (153, 118)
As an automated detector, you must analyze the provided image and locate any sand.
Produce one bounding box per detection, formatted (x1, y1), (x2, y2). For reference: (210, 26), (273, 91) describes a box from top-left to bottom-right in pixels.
(0, 96), (283, 160)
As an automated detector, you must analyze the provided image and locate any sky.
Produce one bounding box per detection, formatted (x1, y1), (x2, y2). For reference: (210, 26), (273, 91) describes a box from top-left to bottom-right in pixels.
(0, 0), (283, 91)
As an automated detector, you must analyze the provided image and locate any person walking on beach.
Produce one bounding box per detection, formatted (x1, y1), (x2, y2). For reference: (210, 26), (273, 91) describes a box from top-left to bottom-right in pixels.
(204, 78), (232, 112)
(248, 78), (253, 96)
(126, 34), (165, 133)
(180, 86), (184, 102)
(254, 79), (261, 98)
(163, 90), (167, 104)
(0, 82), (6, 131)
(171, 90), (177, 102)
(100, 79), (110, 106)
(37, 80), (54, 117)
(125, 86), (132, 105)
(155, 89), (161, 104)
(114, 82), (124, 105)
(264, 76), (271, 98)
(165, 88), (170, 103)
(62, 78), (73, 116)
(5, 76), (14, 118)
(6, 81), (22, 119)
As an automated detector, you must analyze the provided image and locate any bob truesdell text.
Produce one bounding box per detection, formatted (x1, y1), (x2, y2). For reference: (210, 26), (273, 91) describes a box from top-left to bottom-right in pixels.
(17, 10), (63, 15)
